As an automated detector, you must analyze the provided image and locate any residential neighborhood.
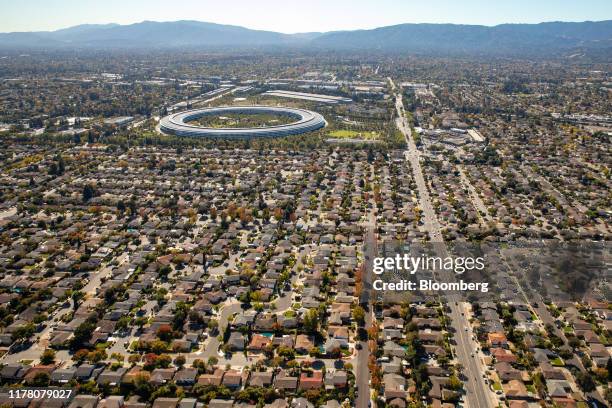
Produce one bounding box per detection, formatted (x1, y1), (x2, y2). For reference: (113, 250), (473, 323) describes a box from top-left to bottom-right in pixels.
(0, 9), (610, 408)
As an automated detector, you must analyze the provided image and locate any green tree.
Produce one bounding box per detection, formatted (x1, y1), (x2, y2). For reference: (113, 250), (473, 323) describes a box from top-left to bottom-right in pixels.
(174, 355), (186, 368)
(576, 372), (596, 392)
(133, 373), (153, 397)
(11, 323), (35, 342)
(303, 309), (319, 334)
(31, 372), (50, 387)
(82, 184), (95, 202)
(352, 306), (366, 326)
(70, 319), (96, 349)
(40, 349), (56, 365)
(116, 315), (131, 332)
(277, 345), (295, 360)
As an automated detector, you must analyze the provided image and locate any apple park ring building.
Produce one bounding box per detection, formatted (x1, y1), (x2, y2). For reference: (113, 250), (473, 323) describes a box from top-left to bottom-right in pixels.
(159, 106), (327, 138)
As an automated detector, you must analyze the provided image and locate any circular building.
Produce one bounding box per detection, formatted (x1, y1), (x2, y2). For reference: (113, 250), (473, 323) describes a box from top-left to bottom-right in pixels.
(160, 106), (326, 138)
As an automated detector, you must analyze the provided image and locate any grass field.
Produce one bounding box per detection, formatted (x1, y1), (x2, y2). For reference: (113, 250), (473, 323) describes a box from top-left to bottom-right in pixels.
(328, 129), (380, 140)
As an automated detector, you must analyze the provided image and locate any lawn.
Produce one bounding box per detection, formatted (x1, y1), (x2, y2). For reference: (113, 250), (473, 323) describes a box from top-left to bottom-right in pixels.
(550, 357), (565, 366)
(328, 129), (379, 140)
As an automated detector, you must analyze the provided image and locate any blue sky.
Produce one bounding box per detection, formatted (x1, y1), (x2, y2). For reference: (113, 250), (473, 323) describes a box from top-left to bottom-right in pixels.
(2, 0), (611, 33)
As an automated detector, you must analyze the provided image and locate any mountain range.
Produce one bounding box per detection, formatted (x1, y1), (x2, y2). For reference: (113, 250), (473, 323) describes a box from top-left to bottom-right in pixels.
(1, 20), (611, 56)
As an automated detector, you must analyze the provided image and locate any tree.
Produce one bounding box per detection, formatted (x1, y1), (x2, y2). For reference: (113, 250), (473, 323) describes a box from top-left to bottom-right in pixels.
(156, 354), (172, 368)
(128, 197), (137, 216)
(581, 355), (593, 369)
(128, 354), (141, 365)
(11, 323), (35, 342)
(133, 317), (148, 333)
(71, 290), (84, 306)
(576, 372), (596, 392)
(277, 345), (295, 360)
(87, 349), (107, 364)
(116, 315), (131, 332)
(111, 352), (124, 362)
(352, 306), (366, 326)
(448, 374), (462, 390)
(82, 184), (95, 202)
(40, 349), (56, 365)
(303, 309), (319, 334)
(192, 358), (207, 374)
(558, 348), (573, 360)
(73, 348), (89, 363)
(150, 340), (169, 354)
(70, 319), (96, 349)
(157, 324), (173, 342)
(174, 355), (186, 368)
(57, 155), (65, 175)
(568, 336), (581, 349)
(31, 372), (50, 387)
(367, 148), (375, 163)
(208, 319), (219, 333)
(133, 372), (153, 397)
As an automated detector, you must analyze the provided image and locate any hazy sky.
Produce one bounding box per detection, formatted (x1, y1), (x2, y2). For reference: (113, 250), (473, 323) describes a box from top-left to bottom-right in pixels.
(2, 0), (611, 33)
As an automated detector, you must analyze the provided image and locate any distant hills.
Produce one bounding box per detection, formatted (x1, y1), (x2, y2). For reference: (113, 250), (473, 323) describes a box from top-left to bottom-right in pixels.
(312, 21), (612, 55)
(1, 19), (611, 56)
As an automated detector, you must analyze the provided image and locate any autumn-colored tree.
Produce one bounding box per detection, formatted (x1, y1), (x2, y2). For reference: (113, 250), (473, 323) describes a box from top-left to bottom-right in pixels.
(367, 323), (380, 340)
(156, 324), (173, 342)
(273, 207), (283, 220)
(73, 348), (89, 362)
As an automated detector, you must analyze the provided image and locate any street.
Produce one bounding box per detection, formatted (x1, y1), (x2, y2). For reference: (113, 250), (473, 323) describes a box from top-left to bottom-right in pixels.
(390, 78), (497, 408)
(356, 196), (377, 408)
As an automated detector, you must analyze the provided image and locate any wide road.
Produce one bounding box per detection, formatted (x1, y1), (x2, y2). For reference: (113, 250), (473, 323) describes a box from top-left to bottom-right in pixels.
(355, 167), (377, 408)
(390, 78), (497, 408)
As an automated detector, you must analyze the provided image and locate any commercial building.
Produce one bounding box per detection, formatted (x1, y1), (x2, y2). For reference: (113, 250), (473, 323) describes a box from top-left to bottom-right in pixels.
(160, 106), (326, 138)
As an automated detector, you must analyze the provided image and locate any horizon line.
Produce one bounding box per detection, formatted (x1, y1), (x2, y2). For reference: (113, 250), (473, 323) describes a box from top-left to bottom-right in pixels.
(1, 18), (610, 35)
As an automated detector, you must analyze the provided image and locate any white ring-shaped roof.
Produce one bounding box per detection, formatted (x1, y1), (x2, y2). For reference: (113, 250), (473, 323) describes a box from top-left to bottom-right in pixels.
(160, 106), (327, 138)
